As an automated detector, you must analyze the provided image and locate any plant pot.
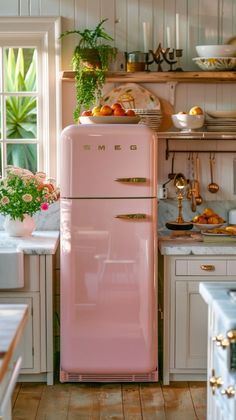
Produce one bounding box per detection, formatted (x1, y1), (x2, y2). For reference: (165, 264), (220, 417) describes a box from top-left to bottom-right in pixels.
(4, 215), (36, 237)
(75, 48), (102, 70)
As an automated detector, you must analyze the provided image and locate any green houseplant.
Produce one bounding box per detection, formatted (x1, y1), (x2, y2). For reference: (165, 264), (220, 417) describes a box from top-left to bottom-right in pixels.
(60, 18), (117, 121)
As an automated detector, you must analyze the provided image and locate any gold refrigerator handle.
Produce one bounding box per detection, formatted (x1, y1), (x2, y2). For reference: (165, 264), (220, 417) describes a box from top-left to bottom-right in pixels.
(115, 177), (147, 183)
(115, 213), (147, 220)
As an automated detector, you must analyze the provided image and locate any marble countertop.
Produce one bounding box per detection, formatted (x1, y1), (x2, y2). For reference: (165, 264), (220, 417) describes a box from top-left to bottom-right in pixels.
(0, 231), (59, 255)
(159, 231), (236, 255)
(0, 304), (29, 382)
(200, 282), (236, 328)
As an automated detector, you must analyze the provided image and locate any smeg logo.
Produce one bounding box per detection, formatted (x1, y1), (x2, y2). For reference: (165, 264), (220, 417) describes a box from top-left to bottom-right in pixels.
(83, 144), (138, 151)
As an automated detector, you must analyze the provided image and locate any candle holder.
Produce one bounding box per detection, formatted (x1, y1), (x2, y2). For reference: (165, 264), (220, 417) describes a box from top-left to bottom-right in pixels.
(165, 173), (193, 230)
(163, 48), (177, 71)
(175, 48), (183, 71)
(146, 44), (164, 71)
(146, 44), (184, 71)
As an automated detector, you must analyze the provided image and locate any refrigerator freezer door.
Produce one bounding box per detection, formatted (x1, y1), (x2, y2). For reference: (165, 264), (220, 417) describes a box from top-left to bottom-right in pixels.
(60, 198), (157, 374)
(60, 124), (157, 198)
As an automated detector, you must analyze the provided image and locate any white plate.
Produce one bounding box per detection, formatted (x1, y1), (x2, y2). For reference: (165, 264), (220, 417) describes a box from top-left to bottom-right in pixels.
(206, 110), (236, 118)
(192, 222), (225, 230)
(201, 231), (231, 237)
(79, 115), (141, 124)
(102, 83), (161, 110)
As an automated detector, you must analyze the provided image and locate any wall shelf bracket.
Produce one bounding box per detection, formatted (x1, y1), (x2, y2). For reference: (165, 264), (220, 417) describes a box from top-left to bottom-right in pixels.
(167, 81), (178, 106)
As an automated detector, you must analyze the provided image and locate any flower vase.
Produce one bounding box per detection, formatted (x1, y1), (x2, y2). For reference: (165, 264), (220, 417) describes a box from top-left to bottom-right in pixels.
(4, 215), (36, 237)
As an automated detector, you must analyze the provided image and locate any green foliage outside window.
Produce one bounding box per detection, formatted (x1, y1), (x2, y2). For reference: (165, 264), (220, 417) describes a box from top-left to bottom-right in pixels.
(4, 48), (37, 172)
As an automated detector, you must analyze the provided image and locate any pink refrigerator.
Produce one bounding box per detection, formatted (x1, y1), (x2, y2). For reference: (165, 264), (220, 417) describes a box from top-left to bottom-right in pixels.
(60, 123), (158, 382)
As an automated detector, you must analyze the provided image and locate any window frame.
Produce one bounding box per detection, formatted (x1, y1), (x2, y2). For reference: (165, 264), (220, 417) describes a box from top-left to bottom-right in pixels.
(0, 17), (61, 181)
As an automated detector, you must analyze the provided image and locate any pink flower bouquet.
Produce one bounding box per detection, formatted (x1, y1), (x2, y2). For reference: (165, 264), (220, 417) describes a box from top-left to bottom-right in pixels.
(0, 166), (60, 221)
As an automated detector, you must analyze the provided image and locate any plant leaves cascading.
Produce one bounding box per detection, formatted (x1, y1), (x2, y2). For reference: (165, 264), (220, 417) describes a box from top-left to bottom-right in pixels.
(60, 19), (117, 121)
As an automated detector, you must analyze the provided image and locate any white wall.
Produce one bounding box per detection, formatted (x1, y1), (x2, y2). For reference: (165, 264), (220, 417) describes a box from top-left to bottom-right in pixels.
(1, 0), (236, 70)
(3, 0), (236, 202)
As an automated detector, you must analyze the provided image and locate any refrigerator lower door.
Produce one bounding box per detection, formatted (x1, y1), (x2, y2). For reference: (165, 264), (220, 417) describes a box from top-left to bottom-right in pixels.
(60, 198), (157, 379)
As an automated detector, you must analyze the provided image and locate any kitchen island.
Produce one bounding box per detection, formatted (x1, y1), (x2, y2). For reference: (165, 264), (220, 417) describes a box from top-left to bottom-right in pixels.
(158, 233), (236, 384)
(200, 282), (236, 420)
(0, 230), (59, 385)
(0, 304), (28, 419)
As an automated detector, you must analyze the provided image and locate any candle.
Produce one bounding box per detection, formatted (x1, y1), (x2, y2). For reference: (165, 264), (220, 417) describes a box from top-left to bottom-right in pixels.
(176, 13), (180, 49)
(166, 26), (171, 48)
(142, 21), (151, 52)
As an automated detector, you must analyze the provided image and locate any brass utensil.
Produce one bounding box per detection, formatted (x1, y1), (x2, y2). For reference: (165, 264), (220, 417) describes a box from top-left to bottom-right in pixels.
(174, 173), (186, 224)
(190, 179), (197, 212)
(208, 155), (219, 193)
(187, 154), (197, 212)
(195, 155), (203, 205)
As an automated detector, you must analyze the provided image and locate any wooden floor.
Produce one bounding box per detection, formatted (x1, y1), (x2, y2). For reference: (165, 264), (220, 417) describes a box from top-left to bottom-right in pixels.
(12, 381), (207, 420)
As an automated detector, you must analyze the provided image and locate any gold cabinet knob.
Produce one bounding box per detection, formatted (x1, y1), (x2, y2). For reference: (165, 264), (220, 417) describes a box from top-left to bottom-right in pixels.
(212, 334), (224, 345)
(212, 334), (230, 348)
(209, 373), (223, 394)
(227, 329), (236, 343)
(200, 264), (215, 271)
(220, 338), (230, 348)
(221, 386), (235, 398)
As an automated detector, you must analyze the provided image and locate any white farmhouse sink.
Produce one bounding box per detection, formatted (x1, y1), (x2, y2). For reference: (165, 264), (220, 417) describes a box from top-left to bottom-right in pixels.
(0, 249), (24, 288)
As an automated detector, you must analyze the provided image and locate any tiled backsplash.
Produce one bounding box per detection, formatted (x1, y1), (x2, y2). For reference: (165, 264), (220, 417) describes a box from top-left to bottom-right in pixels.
(158, 199), (236, 230)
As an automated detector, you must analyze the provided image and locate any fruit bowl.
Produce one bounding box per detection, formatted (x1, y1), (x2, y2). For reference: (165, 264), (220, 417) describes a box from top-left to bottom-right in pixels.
(192, 222), (226, 231)
(79, 115), (140, 124)
(171, 114), (205, 131)
(196, 45), (236, 57)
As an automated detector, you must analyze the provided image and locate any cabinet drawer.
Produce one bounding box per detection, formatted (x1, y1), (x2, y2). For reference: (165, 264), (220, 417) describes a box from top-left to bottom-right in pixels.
(175, 259), (227, 276)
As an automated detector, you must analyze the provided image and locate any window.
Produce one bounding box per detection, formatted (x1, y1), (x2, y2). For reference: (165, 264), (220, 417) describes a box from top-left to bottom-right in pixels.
(0, 17), (61, 180)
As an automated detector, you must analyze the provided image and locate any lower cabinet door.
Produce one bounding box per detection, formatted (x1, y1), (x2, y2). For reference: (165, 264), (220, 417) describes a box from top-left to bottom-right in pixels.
(175, 281), (208, 369)
(0, 295), (40, 372)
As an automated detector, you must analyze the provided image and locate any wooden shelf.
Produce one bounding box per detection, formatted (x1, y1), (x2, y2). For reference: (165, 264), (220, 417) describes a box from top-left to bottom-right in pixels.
(61, 70), (236, 83)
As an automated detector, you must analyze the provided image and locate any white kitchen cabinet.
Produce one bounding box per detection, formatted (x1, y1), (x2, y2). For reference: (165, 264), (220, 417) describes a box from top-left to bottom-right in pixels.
(159, 254), (236, 385)
(175, 280), (208, 369)
(0, 254), (55, 385)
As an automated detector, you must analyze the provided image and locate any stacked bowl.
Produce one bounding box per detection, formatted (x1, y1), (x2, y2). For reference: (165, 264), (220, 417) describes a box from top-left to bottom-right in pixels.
(193, 45), (236, 71)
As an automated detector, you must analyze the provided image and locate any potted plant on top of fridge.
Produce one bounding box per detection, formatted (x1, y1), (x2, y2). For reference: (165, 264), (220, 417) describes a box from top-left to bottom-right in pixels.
(60, 18), (117, 121)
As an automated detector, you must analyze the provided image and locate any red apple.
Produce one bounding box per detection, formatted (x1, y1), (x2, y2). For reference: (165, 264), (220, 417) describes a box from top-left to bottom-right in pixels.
(100, 105), (113, 116)
(113, 107), (126, 116)
(81, 110), (92, 116)
(125, 109), (136, 116)
(111, 102), (122, 110)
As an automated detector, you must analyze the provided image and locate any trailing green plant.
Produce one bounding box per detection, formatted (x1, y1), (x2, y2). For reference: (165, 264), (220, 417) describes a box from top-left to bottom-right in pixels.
(60, 19), (117, 120)
(4, 48), (37, 171)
